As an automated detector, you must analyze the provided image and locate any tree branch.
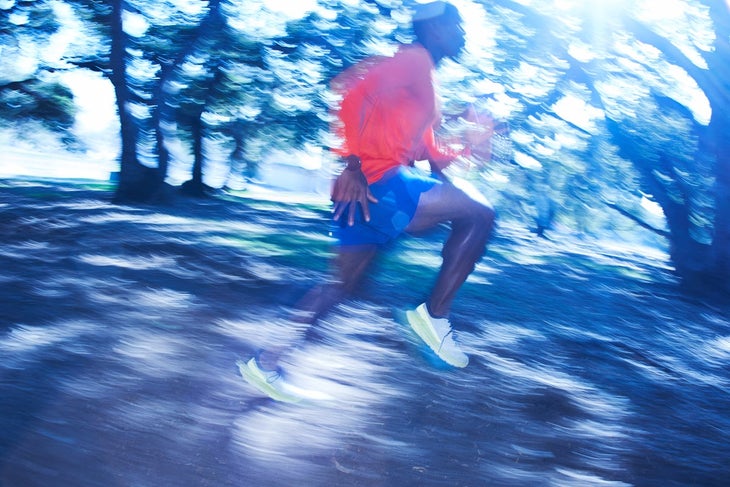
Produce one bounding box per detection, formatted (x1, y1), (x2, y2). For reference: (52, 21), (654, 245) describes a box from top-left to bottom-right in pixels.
(604, 201), (671, 239)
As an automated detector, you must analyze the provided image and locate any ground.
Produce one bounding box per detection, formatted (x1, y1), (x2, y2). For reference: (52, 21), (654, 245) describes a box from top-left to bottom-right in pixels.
(1, 178), (728, 486)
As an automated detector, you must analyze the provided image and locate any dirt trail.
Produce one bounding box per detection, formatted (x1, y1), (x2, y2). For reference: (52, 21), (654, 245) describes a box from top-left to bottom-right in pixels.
(1, 178), (728, 486)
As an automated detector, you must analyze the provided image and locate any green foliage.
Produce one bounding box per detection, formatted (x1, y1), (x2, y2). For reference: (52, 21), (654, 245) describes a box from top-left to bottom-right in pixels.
(0, 0), (57, 39)
(0, 0), (77, 132)
(0, 79), (76, 128)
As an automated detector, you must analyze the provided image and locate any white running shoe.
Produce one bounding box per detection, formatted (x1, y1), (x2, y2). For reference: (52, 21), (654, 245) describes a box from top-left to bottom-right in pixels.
(406, 303), (469, 368)
(236, 358), (304, 403)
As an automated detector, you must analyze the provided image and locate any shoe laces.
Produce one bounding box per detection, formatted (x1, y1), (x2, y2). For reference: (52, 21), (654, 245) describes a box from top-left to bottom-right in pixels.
(254, 359), (283, 385)
(438, 328), (456, 353)
(430, 315), (453, 338)
(264, 367), (284, 385)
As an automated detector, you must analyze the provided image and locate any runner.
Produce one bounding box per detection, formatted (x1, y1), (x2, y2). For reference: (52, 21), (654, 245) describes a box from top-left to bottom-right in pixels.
(239, 1), (496, 400)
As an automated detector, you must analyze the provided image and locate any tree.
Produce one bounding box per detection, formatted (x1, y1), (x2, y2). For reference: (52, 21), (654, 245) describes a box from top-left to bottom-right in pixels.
(147, 0), (227, 197)
(593, 0), (730, 292)
(696, 0), (730, 290)
(106, 0), (155, 201)
(461, 0), (729, 293)
(5, 0), (729, 295)
(107, 0), (215, 202)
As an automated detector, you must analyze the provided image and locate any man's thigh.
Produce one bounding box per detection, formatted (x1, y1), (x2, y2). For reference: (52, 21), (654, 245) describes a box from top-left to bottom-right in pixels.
(404, 177), (491, 234)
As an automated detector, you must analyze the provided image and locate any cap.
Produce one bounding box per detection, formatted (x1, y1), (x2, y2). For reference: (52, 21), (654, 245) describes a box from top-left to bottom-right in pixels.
(412, 1), (449, 22)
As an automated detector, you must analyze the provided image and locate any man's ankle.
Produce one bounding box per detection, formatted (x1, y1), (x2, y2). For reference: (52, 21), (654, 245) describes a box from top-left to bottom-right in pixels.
(255, 349), (281, 371)
(426, 301), (448, 320)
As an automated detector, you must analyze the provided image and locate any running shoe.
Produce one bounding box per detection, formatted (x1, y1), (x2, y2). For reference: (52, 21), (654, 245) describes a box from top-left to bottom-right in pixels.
(236, 357), (303, 403)
(406, 303), (469, 368)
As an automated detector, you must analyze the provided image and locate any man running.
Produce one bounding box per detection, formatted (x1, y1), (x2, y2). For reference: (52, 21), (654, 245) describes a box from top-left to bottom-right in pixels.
(239, 1), (496, 401)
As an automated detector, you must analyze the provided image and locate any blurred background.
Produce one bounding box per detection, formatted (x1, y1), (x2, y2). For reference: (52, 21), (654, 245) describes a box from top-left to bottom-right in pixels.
(2, 2), (730, 486)
(3, 0), (728, 292)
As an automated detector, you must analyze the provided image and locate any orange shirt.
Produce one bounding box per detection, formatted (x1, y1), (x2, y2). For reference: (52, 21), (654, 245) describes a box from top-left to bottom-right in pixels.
(332, 44), (459, 184)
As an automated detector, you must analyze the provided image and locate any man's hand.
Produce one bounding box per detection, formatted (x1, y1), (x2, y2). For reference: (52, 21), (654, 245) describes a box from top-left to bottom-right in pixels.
(331, 156), (378, 226)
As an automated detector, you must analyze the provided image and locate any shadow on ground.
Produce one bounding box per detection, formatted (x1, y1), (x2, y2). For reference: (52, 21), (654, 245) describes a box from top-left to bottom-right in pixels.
(1, 179), (728, 486)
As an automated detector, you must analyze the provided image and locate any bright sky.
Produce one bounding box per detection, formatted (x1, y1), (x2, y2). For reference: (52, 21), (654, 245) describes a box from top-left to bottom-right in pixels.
(60, 71), (119, 144)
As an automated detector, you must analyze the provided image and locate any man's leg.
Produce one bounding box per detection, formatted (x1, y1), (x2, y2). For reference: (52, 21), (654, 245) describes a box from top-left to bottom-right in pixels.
(404, 178), (495, 318)
(294, 244), (379, 324)
(256, 244), (378, 370)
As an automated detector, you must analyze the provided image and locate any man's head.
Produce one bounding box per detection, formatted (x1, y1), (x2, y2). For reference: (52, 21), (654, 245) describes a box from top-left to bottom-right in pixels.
(412, 1), (465, 63)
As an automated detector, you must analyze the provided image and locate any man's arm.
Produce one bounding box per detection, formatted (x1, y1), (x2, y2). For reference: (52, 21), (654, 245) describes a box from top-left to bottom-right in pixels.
(331, 155), (378, 226)
(420, 127), (466, 173)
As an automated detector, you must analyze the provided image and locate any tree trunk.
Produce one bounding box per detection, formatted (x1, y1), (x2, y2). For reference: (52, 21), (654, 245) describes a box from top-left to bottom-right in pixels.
(152, 64), (175, 184)
(151, 0), (225, 191)
(109, 0), (164, 203)
(177, 0), (225, 198)
(710, 113), (730, 290)
(223, 121), (252, 189)
(706, 2), (730, 291)
(180, 107), (208, 197)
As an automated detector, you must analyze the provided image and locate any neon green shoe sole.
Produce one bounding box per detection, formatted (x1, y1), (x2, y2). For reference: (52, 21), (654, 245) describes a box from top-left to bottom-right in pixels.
(406, 308), (443, 352)
(406, 305), (469, 368)
(236, 358), (303, 403)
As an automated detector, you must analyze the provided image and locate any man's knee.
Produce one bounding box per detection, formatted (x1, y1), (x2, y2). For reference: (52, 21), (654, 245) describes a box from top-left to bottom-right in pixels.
(480, 202), (496, 227)
(448, 179), (495, 229)
(466, 199), (496, 237)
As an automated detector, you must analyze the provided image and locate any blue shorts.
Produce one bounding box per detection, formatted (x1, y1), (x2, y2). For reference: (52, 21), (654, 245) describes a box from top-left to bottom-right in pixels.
(334, 166), (440, 246)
